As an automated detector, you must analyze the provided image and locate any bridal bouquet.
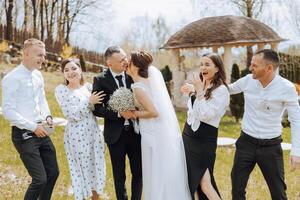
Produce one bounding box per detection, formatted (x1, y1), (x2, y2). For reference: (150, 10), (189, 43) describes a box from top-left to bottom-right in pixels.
(108, 87), (135, 113)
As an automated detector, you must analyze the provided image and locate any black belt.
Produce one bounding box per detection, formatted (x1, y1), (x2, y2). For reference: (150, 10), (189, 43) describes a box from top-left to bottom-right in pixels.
(241, 131), (282, 146)
(12, 122), (43, 140)
(12, 126), (36, 140)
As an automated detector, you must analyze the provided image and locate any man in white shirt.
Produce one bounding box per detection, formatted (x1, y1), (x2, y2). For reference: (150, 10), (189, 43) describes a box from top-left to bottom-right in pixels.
(2, 38), (59, 200)
(229, 49), (300, 200)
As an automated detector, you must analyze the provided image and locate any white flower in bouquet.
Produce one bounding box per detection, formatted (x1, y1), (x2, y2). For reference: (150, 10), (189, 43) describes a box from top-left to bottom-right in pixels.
(108, 87), (135, 113)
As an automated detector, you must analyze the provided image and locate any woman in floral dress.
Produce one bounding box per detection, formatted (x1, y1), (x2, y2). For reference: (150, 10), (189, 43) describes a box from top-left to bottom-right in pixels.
(55, 58), (106, 200)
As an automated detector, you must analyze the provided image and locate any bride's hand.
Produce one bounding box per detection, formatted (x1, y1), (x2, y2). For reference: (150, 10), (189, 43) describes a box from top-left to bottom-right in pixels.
(131, 110), (137, 119)
(120, 110), (136, 119)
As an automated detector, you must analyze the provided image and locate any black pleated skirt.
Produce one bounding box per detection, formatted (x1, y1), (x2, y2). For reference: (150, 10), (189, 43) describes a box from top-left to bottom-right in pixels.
(182, 122), (221, 200)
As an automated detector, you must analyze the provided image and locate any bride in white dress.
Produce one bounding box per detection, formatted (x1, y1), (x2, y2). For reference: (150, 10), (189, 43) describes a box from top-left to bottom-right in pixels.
(127, 51), (191, 200)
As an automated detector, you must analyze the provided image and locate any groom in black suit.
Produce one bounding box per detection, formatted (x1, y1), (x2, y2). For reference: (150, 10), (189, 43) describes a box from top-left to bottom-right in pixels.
(92, 46), (142, 200)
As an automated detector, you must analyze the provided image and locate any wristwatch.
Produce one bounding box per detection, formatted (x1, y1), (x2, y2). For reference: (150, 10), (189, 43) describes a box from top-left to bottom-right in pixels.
(45, 115), (53, 121)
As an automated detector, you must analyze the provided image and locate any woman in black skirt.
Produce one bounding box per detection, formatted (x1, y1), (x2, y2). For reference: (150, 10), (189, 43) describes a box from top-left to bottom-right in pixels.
(181, 53), (229, 200)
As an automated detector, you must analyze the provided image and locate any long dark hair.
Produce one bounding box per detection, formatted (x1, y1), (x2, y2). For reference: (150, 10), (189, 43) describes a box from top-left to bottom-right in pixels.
(61, 58), (84, 85)
(200, 53), (227, 100)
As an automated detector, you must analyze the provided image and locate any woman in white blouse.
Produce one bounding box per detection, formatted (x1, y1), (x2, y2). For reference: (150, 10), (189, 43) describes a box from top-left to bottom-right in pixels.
(181, 53), (229, 200)
(55, 58), (106, 200)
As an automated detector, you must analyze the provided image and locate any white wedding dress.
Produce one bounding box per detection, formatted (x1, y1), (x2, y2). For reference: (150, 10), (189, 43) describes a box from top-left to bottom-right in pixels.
(131, 66), (191, 200)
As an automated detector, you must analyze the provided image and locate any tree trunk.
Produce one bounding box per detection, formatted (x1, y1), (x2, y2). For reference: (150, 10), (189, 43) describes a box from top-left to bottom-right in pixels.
(22, 0), (28, 32)
(49, 0), (58, 41)
(40, 0), (44, 40)
(231, 0), (264, 69)
(246, 0), (253, 69)
(57, 0), (65, 43)
(44, 0), (50, 38)
(246, 0), (253, 18)
(31, 0), (38, 37)
(246, 46), (253, 68)
(44, 0), (58, 42)
(64, 0), (70, 44)
(5, 0), (14, 41)
(13, 0), (18, 30)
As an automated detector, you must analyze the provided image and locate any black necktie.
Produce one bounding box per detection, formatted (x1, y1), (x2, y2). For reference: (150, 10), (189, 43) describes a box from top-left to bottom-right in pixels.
(115, 75), (124, 87)
(191, 95), (196, 107)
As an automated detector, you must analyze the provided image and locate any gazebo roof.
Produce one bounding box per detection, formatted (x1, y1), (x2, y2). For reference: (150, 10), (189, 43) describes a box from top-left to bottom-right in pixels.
(162, 15), (285, 49)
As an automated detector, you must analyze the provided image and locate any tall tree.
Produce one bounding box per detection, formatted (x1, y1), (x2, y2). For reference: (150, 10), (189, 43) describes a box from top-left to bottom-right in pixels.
(126, 15), (155, 50)
(22, 0), (29, 32)
(13, 0), (18, 29)
(4, 0), (14, 40)
(64, 0), (70, 44)
(64, 0), (98, 44)
(57, 0), (65, 42)
(0, 1), (5, 24)
(152, 16), (169, 50)
(285, 0), (300, 35)
(40, 0), (44, 40)
(231, 0), (265, 69)
(44, 0), (58, 42)
(31, 0), (38, 37)
(229, 63), (244, 122)
(231, 0), (264, 18)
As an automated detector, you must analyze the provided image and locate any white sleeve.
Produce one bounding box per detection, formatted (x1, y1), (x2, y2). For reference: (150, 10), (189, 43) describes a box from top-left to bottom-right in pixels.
(131, 82), (146, 91)
(191, 86), (230, 122)
(228, 75), (249, 95)
(2, 76), (37, 131)
(85, 82), (93, 92)
(54, 85), (90, 122)
(37, 73), (51, 119)
(285, 85), (300, 157)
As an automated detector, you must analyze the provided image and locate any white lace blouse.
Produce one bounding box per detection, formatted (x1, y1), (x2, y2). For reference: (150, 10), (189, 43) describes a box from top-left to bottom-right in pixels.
(187, 84), (230, 131)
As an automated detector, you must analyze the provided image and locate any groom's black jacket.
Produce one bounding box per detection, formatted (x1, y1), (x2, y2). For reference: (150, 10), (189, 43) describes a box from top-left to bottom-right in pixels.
(92, 69), (134, 144)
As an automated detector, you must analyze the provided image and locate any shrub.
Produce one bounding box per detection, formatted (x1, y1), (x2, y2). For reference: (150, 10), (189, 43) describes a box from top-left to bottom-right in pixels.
(229, 63), (244, 122)
(160, 65), (173, 96)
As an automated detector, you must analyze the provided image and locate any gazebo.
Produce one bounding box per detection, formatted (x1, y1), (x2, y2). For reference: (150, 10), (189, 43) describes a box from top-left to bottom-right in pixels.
(162, 15), (285, 108)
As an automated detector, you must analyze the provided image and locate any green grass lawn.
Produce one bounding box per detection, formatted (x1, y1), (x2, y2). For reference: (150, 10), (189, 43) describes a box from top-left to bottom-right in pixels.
(0, 67), (299, 199)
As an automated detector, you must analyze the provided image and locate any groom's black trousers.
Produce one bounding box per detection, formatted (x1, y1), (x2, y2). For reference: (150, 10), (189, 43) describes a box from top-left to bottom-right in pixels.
(12, 126), (59, 200)
(108, 126), (143, 200)
(231, 131), (287, 200)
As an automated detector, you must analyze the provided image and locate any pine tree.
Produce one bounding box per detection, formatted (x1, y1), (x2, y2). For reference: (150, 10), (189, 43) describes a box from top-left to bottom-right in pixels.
(229, 63), (244, 122)
(161, 65), (172, 82)
(161, 65), (173, 96)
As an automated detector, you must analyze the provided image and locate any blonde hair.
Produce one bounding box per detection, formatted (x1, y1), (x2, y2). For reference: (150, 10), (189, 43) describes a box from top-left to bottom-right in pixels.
(23, 38), (45, 50)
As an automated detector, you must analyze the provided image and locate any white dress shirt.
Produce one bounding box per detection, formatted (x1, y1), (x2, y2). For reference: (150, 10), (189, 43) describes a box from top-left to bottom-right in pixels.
(187, 84), (230, 131)
(110, 69), (126, 88)
(229, 74), (300, 156)
(2, 64), (51, 132)
(109, 69), (129, 125)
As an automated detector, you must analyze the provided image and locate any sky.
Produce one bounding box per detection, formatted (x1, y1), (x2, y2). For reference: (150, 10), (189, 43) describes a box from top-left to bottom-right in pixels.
(71, 0), (300, 52)
(113, 0), (194, 25)
(73, 0), (195, 51)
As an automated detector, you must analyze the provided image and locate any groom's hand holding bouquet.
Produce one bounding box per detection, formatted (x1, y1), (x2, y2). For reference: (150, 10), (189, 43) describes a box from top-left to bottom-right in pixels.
(108, 87), (136, 119)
